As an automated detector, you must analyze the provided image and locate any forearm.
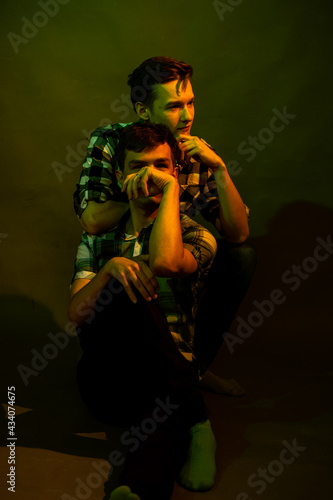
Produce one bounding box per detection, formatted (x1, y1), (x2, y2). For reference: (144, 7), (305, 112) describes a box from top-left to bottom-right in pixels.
(68, 268), (112, 326)
(79, 200), (129, 234)
(149, 182), (192, 276)
(214, 163), (249, 243)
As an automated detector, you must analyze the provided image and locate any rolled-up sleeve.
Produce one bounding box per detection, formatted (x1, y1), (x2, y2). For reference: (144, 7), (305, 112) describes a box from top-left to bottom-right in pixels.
(73, 124), (129, 217)
(71, 233), (97, 284)
(180, 215), (217, 278)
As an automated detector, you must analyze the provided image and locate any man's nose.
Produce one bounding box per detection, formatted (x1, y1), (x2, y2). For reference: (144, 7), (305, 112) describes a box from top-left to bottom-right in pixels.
(181, 106), (192, 122)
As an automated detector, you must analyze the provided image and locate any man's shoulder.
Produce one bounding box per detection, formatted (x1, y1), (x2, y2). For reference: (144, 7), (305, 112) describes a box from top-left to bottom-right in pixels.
(90, 121), (135, 141)
(179, 214), (217, 260)
(179, 213), (213, 235)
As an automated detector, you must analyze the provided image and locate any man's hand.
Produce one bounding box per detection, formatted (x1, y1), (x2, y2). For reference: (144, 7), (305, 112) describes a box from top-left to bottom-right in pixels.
(129, 253), (159, 295)
(121, 166), (177, 200)
(105, 255), (158, 304)
(178, 134), (224, 172)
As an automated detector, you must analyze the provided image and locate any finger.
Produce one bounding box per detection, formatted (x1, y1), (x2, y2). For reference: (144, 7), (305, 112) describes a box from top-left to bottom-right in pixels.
(138, 170), (149, 197)
(125, 267), (152, 302)
(121, 176), (131, 193)
(138, 263), (159, 292)
(126, 177), (138, 201)
(132, 174), (141, 199)
(118, 272), (137, 304)
(122, 176), (135, 199)
(178, 140), (197, 154)
(178, 134), (193, 142)
(123, 282), (138, 304)
(137, 268), (158, 299)
(132, 277), (152, 301)
(129, 257), (159, 293)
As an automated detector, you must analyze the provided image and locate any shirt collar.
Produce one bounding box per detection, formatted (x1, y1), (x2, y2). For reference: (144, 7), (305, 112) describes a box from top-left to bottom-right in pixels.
(116, 209), (155, 242)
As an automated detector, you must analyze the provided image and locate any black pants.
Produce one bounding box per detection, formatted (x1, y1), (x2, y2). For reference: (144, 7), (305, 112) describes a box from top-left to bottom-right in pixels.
(194, 241), (257, 373)
(76, 242), (256, 498)
(76, 287), (208, 500)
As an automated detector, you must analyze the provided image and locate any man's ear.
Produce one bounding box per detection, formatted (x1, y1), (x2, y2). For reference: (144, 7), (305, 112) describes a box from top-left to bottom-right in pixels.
(135, 102), (150, 121)
(115, 169), (124, 186)
(172, 166), (179, 179)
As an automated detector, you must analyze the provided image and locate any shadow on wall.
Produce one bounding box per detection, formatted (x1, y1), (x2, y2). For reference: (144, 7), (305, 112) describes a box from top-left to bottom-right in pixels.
(1, 295), (125, 461)
(244, 199), (333, 340)
(223, 201), (333, 373)
(218, 199), (333, 409)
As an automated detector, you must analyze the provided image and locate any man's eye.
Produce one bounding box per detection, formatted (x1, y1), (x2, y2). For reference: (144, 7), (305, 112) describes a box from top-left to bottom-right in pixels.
(156, 164), (167, 169)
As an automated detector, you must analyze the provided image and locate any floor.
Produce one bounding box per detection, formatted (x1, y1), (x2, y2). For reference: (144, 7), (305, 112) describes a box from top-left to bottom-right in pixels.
(2, 312), (332, 500)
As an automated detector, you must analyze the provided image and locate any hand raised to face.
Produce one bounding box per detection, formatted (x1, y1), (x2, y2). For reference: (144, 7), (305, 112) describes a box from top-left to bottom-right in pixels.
(121, 166), (178, 201)
(177, 134), (224, 171)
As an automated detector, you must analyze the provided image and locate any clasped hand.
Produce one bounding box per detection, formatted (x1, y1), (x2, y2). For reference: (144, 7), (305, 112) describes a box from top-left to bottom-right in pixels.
(178, 134), (224, 171)
(106, 254), (159, 304)
(121, 166), (176, 200)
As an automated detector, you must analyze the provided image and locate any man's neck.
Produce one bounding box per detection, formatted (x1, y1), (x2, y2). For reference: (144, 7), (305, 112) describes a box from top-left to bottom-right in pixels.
(125, 200), (159, 236)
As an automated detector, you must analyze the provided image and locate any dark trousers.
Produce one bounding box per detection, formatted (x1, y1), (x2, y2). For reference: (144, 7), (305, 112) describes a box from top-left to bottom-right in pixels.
(76, 287), (208, 500)
(194, 240), (257, 373)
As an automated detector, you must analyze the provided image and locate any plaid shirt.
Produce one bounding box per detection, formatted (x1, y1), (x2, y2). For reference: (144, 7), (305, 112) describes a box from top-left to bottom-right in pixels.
(71, 211), (217, 362)
(73, 121), (230, 232)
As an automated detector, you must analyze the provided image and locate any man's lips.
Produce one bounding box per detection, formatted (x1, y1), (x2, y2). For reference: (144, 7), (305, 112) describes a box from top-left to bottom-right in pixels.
(178, 124), (192, 131)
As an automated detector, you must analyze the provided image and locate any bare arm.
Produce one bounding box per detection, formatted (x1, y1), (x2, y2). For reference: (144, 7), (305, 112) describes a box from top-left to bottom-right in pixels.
(68, 271), (111, 326)
(178, 135), (249, 243)
(213, 162), (250, 243)
(121, 167), (198, 278)
(79, 200), (129, 234)
(149, 180), (197, 277)
(69, 256), (159, 326)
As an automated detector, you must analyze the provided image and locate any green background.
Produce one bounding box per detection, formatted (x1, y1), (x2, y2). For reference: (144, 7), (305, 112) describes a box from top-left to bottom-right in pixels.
(1, 0), (332, 325)
(0, 1), (332, 497)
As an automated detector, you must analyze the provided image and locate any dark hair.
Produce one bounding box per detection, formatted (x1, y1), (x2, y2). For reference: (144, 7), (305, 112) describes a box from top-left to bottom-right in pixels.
(127, 56), (193, 111)
(116, 122), (180, 171)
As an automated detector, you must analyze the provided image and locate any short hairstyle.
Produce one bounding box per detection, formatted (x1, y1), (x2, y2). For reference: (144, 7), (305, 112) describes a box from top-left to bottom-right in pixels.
(116, 122), (180, 171)
(127, 56), (193, 111)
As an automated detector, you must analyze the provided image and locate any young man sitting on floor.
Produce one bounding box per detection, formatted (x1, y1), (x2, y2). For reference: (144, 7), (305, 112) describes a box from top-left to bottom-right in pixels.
(69, 122), (218, 500)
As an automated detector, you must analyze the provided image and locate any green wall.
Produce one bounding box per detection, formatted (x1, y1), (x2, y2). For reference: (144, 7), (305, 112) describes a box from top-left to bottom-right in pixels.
(1, 0), (332, 383)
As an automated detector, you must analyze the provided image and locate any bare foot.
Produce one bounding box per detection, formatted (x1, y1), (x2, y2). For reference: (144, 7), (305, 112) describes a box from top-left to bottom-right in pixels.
(109, 485), (141, 500)
(199, 370), (245, 396)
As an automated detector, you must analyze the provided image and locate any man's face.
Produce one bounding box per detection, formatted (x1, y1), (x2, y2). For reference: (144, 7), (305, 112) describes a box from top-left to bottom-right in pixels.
(146, 79), (195, 139)
(120, 142), (177, 203)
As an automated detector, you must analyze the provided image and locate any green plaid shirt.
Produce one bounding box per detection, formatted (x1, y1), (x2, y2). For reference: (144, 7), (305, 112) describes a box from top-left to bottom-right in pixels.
(73, 121), (228, 232)
(71, 211), (217, 362)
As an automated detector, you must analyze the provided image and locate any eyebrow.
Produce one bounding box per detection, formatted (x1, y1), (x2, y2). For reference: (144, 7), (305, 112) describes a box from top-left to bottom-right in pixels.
(165, 95), (195, 106)
(128, 157), (171, 166)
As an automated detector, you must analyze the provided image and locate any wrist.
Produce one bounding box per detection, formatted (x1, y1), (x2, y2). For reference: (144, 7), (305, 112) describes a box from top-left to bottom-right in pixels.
(163, 177), (179, 193)
(104, 259), (116, 278)
(211, 158), (226, 173)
